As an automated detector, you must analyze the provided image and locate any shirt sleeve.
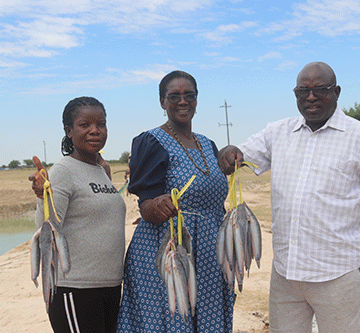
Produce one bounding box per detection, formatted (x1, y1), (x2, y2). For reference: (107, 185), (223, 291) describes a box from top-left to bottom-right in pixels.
(239, 124), (272, 175)
(128, 131), (169, 205)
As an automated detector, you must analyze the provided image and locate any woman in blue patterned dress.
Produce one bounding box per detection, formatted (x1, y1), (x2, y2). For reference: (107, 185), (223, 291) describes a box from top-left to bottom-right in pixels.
(117, 71), (234, 332)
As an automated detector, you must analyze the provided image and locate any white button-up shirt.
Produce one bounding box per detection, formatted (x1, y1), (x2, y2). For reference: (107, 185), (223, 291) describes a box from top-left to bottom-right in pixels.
(239, 107), (360, 282)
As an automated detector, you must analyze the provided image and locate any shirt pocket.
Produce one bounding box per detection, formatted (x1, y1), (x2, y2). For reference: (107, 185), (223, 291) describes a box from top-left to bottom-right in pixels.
(312, 157), (357, 198)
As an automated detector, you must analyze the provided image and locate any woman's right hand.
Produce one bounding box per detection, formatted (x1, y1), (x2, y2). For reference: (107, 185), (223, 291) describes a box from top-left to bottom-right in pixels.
(140, 194), (178, 225)
(28, 156), (47, 199)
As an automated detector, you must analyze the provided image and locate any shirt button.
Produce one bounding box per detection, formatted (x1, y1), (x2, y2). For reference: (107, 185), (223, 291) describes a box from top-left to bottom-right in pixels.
(296, 196), (300, 199)
(301, 175), (305, 179)
(306, 154), (310, 158)
(292, 241), (296, 245)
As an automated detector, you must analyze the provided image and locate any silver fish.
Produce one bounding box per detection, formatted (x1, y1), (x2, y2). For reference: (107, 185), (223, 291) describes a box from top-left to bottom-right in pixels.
(177, 244), (190, 280)
(30, 228), (41, 288)
(181, 226), (193, 255)
(216, 210), (230, 270)
(244, 201), (262, 269)
(165, 251), (176, 322)
(155, 228), (172, 282)
(39, 220), (53, 312)
(51, 222), (71, 275)
(233, 211), (244, 288)
(172, 252), (189, 323)
(225, 208), (236, 271)
(187, 254), (197, 317)
(31, 218), (71, 313)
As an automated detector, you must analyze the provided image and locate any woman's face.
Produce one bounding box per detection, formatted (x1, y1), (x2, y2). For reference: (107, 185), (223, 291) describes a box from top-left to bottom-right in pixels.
(161, 77), (197, 126)
(66, 105), (107, 160)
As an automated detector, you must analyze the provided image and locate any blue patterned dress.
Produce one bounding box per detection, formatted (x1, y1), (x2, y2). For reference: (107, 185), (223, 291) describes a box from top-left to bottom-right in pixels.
(117, 127), (234, 332)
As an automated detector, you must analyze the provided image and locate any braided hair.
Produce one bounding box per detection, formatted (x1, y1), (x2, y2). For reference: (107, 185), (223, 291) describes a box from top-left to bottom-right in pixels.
(159, 70), (198, 102)
(61, 97), (106, 156)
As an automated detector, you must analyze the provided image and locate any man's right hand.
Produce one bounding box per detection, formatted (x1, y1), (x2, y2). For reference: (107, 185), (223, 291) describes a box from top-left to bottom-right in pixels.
(28, 156), (47, 199)
(217, 145), (244, 175)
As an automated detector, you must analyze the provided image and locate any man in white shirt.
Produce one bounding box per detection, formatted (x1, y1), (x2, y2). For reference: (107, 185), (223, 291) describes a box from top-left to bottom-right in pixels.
(218, 62), (360, 333)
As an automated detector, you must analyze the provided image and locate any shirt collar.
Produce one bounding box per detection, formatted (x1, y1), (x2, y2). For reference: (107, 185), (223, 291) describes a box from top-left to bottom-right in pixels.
(292, 106), (346, 133)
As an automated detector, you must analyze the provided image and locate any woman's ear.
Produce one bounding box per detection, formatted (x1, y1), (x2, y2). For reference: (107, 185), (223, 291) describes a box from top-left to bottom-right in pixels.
(64, 125), (72, 138)
(160, 98), (166, 110)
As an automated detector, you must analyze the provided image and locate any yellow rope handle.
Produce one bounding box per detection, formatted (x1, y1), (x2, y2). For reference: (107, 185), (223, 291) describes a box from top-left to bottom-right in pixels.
(228, 160), (259, 209)
(169, 175), (196, 246)
(40, 169), (61, 223)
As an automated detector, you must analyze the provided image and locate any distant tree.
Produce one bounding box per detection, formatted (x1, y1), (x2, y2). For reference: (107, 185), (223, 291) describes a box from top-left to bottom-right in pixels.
(343, 102), (360, 121)
(119, 151), (130, 164)
(8, 160), (21, 168)
(23, 159), (35, 167)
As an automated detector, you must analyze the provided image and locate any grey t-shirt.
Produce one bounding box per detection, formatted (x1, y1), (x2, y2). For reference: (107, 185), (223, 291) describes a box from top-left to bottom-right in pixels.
(35, 156), (126, 288)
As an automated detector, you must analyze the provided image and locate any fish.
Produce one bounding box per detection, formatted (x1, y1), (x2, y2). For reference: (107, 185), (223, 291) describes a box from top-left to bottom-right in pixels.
(215, 201), (262, 292)
(155, 228), (172, 282)
(177, 244), (190, 280)
(30, 228), (41, 287)
(187, 254), (197, 317)
(39, 220), (54, 312)
(181, 226), (193, 255)
(244, 201), (262, 269)
(237, 203), (252, 274)
(225, 208), (236, 271)
(216, 210), (230, 270)
(51, 222), (71, 275)
(164, 251), (176, 322)
(30, 218), (71, 313)
(233, 211), (244, 289)
(172, 252), (189, 323)
(155, 225), (197, 322)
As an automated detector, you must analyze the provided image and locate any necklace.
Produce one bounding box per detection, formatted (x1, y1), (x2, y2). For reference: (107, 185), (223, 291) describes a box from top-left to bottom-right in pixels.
(166, 121), (210, 176)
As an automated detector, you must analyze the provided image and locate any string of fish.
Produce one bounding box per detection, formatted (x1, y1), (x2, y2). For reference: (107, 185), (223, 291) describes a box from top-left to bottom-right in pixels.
(216, 161), (262, 292)
(155, 175), (197, 324)
(30, 169), (71, 312)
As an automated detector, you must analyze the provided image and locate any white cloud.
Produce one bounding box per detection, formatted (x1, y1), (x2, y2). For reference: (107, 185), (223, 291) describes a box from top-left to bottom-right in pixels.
(276, 60), (298, 71)
(199, 21), (258, 45)
(258, 51), (282, 62)
(220, 56), (242, 62)
(257, 0), (360, 41)
(0, 0), (214, 59)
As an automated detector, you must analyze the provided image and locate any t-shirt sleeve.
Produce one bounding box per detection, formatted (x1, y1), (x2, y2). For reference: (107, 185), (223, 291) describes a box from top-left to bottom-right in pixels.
(128, 131), (169, 205)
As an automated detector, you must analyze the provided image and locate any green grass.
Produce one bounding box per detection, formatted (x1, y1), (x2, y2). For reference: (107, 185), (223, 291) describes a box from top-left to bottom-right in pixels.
(0, 217), (36, 233)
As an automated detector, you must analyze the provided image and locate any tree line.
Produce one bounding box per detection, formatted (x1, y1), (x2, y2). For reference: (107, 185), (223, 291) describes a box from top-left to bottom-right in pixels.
(2, 151), (130, 170)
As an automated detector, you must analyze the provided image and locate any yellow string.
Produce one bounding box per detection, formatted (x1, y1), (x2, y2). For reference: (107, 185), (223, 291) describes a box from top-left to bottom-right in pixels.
(40, 169), (61, 223)
(169, 175), (196, 247)
(228, 160), (259, 208)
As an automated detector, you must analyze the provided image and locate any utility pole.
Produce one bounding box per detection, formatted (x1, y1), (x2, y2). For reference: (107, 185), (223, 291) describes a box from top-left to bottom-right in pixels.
(219, 100), (232, 145)
(43, 141), (47, 166)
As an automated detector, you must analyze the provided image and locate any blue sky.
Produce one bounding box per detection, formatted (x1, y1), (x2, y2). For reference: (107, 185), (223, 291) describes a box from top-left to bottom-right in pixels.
(1, 0), (360, 167)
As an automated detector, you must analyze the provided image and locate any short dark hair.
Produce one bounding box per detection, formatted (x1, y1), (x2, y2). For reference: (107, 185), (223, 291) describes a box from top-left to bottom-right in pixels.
(159, 70), (198, 101)
(61, 97), (106, 156)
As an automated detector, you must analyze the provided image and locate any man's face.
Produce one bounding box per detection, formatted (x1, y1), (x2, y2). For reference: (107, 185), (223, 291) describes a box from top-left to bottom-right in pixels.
(295, 64), (340, 132)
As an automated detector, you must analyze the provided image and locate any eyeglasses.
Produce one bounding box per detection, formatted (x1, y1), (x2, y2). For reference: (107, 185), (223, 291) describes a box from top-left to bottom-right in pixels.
(166, 93), (197, 104)
(293, 84), (336, 99)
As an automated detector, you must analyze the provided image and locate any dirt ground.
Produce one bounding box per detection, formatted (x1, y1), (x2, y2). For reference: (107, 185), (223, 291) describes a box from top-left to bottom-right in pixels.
(0, 167), (272, 332)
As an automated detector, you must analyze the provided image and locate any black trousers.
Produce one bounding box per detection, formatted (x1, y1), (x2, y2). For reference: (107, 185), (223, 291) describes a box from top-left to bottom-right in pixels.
(48, 285), (121, 333)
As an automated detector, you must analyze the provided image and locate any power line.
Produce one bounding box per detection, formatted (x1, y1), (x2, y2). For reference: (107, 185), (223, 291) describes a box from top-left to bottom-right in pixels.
(219, 100), (232, 145)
